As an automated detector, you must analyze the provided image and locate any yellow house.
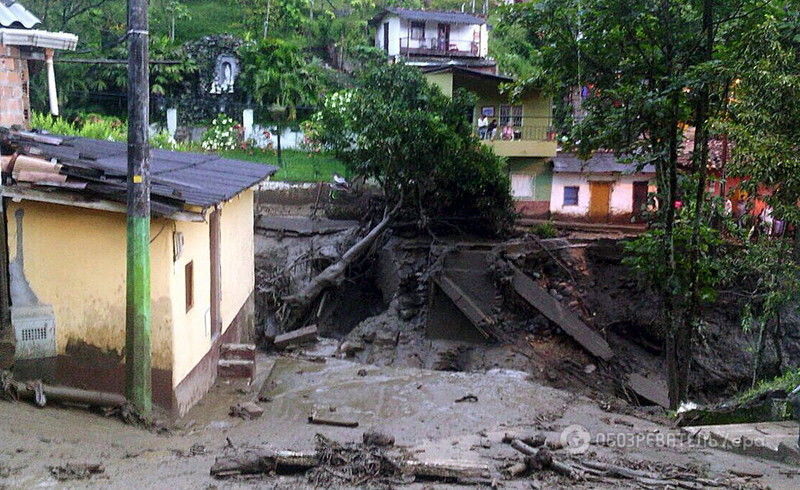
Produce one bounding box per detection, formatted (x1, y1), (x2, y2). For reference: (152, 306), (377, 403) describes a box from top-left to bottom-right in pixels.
(1, 132), (276, 416)
(423, 66), (557, 217)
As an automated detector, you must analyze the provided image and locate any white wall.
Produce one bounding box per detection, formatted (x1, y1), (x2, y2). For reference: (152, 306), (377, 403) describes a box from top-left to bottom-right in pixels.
(550, 173), (655, 217)
(374, 15), (402, 56)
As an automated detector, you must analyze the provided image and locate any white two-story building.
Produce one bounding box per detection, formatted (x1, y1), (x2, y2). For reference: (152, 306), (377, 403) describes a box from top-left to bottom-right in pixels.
(371, 7), (494, 72)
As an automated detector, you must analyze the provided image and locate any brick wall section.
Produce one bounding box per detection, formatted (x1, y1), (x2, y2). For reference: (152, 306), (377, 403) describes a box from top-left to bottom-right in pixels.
(0, 45), (30, 128)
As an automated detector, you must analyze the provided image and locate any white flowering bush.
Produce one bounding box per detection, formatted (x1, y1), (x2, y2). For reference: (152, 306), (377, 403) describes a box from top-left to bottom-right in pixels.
(201, 114), (239, 151)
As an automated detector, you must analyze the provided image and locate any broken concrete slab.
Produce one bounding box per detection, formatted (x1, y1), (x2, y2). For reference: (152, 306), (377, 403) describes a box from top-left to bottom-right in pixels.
(684, 421), (800, 464)
(274, 325), (318, 350)
(255, 216), (359, 235)
(509, 265), (613, 360)
(627, 372), (670, 408)
(432, 275), (496, 340)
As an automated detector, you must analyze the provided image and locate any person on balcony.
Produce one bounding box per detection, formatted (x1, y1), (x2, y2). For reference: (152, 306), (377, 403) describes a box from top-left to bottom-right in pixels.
(488, 119), (498, 139)
(501, 122), (515, 140)
(478, 115), (489, 139)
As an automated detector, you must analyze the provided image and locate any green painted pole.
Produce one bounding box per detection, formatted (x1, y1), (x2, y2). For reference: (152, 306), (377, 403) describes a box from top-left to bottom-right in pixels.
(125, 0), (152, 415)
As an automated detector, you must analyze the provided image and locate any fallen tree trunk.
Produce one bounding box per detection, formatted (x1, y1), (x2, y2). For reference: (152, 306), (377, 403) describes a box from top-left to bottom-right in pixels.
(281, 203), (400, 327)
(3, 373), (125, 408)
(210, 450), (318, 478)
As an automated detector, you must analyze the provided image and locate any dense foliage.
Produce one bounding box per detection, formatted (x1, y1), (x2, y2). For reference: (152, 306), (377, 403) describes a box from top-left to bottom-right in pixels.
(309, 63), (514, 235)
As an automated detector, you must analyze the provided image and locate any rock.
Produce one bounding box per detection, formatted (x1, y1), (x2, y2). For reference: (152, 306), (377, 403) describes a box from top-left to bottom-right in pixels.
(399, 308), (417, 320)
(583, 364), (597, 374)
(361, 331), (377, 344)
(362, 430), (395, 447)
(229, 402), (264, 420)
(339, 340), (365, 356)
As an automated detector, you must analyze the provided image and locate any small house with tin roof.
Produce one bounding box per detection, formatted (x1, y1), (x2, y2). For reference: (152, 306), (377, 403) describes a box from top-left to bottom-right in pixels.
(1, 130), (277, 415)
(549, 152), (656, 223)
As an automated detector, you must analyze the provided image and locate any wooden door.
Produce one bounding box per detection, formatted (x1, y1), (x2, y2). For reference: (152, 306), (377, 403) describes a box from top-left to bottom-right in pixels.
(632, 181), (649, 221)
(589, 181), (611, 220)
(383, 22), (390, 52)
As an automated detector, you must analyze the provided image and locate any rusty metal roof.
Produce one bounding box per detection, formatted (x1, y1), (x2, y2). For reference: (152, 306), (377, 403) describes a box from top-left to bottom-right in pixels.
(0, 0), (40, 29)
(2, 131), (278, 218)
(553, 152), (656, 174)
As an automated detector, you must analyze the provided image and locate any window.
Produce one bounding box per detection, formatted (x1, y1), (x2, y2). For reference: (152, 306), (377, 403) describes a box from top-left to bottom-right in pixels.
(185, 261), (194, 312)
(563, 186), (579, 206)
(499, 105), (524, 126)
(410, 21), (425, 40)
(511, 174), (534, 198)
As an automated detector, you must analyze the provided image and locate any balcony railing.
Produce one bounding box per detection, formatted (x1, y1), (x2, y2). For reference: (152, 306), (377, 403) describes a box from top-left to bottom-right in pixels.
(476, 117), (555, 141)
(400, 37), (481, 58)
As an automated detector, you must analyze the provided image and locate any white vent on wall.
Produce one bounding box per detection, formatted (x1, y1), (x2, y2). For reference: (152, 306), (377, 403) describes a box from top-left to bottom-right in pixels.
(173, 231), (184, 261)
(12, 304), (56, 360)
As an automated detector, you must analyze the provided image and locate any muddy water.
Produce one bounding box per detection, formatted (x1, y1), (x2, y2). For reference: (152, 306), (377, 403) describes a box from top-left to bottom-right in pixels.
(1, 355), (797, 489)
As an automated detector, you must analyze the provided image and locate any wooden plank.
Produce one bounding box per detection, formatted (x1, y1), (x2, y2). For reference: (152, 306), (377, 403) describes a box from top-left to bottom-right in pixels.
(433, 275), (493, 339)
(274, 325), (318, 349)
(510, 265), (613, 360)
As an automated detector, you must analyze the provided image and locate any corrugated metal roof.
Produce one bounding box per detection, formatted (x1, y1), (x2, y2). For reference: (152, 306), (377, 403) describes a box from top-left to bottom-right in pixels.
(553, 152), (656, 174)
(3, 132), (278, 216)
(422, 65), (514, 83)
(379, 7), (486, 25)
(0, 0), (41, 29)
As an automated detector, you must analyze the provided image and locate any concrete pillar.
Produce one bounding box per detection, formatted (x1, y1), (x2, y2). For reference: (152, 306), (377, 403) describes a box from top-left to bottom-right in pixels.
(45, 49), (59, 116)
(166, 108), (177, 137)
(242, 108), (254, 140)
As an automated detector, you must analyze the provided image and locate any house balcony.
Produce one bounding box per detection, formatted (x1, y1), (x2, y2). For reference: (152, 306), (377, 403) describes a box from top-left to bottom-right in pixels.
(478, 117), (558, 158)
(400, 37), (481, 58)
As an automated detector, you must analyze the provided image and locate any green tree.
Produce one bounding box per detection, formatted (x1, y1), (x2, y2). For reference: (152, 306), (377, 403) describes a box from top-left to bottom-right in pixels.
(238, 37), (326, 163)
(494, 0), (780, 407)
(309, 63), (513, 235)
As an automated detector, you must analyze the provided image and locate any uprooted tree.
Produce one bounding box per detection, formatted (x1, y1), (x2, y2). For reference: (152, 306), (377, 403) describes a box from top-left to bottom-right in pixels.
(280, 62), (515, 328)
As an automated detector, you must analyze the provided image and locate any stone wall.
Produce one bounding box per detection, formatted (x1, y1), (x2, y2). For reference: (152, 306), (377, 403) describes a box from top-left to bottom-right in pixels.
(0, 45), (30, 128)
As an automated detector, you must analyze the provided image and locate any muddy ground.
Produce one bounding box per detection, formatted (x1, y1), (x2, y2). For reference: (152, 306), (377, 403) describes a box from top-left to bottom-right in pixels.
(1, 354), (798, 488)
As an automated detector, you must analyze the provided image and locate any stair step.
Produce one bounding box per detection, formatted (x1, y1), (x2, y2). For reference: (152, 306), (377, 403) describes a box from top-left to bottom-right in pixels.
(218, 359), (255, 379)
(220, 343), (256, 361)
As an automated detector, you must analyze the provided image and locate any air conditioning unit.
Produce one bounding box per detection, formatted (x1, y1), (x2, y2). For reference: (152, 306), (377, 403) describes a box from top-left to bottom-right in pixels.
(12, 304), (56, 360)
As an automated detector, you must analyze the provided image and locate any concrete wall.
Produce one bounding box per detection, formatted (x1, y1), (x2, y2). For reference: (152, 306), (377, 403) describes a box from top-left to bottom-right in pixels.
(170, 189), (255, 415)
(549, 173), (656, 219)
(0, 45), (29, 127)
(6, 200), (174, 369)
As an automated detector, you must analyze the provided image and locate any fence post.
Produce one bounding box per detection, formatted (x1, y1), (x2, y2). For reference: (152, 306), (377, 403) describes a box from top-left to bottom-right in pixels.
(166, 108), (177, 138)
(242, 109), (254, 141)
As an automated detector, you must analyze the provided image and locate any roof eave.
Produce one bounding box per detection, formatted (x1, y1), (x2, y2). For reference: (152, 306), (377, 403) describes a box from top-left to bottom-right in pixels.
(2, 185), (207, 222)
(0, 28), (78, 50)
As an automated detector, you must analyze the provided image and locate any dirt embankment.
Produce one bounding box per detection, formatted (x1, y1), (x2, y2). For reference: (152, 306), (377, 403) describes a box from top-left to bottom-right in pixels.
(255, 221), (800, 408)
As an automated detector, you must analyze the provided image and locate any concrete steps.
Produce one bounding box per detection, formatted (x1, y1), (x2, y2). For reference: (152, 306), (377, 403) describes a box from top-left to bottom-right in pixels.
(217, 343), (255, 381)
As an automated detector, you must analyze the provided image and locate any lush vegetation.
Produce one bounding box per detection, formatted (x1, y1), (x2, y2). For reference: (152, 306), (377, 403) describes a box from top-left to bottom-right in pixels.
(309, 63), (514, 235)
(493, 0), (800, 406)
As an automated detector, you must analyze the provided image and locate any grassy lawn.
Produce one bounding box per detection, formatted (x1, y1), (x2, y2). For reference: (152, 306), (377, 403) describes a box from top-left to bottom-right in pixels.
(221, 148), (349, 183)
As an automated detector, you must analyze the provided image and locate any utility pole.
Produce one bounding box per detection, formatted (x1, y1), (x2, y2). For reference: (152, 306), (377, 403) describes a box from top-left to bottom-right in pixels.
(125, 0), (152, 415)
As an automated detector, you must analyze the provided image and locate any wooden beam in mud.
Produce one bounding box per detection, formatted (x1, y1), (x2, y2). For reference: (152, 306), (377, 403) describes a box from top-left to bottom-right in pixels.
(509, 265), (614, 360)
